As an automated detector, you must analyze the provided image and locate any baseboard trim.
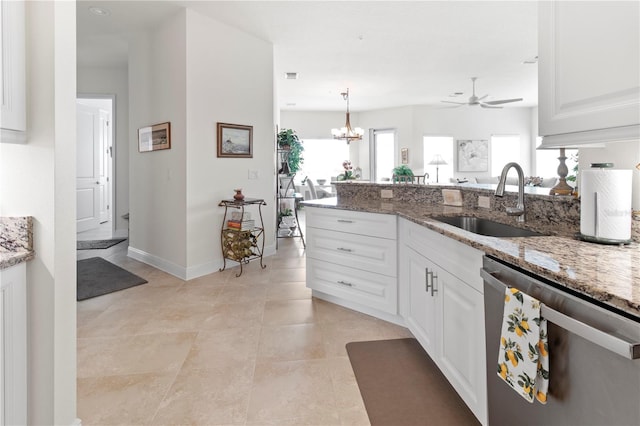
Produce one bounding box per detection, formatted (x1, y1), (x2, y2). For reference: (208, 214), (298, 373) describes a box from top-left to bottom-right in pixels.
(127, 241), (278, 281)
(127, 246), (187, 280)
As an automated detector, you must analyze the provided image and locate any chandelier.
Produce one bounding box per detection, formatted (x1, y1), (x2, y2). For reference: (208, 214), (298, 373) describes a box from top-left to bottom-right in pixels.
(331, 88), (364, 144)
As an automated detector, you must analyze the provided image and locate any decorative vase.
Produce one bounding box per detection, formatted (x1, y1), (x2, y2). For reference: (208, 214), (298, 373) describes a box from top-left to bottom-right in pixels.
(233, 189), (245, 201)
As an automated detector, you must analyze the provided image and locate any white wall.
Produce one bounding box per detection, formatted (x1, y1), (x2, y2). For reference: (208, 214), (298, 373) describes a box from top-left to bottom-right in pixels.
(77, 64), (130, 236)
(0, 1), (77, 424)
(184, 9), (275, 275)
(282, 105), (534, 180)
(128, 12), (188, 273)
(127, 9), (276, 279)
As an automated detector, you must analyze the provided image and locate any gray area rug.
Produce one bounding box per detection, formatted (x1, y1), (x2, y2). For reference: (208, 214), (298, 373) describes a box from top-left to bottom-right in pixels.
(77, 238), (127, 250)
(346, 338), (480, 426)
(77, 257), (147, 301)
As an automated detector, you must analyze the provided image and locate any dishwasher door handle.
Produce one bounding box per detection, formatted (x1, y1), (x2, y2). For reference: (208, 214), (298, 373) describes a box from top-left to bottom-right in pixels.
(481, 268), (640, 360)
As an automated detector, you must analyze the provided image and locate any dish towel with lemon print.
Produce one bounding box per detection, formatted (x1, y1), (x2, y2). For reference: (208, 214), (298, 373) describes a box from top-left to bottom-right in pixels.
(498, 287), (549, 404)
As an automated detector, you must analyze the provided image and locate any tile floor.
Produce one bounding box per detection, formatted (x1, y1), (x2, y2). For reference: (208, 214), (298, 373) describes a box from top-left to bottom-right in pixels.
(77, 236), (413, 425)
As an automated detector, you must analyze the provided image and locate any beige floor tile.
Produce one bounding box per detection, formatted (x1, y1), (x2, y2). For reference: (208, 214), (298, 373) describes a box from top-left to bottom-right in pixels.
(313, 298), (381, 324)
(77, 332), (197, 378)
(266, 281), (312, 301)
(201, 300), (265, 329)
(77, 305), (158, 338)
(320, 319), (391, 357)
(272, 267), (306, 283)
(77, 372), (177, 426)
(263, 299), (317, 326)
(216, 282), (268, 304)
(136, 303), (219, 334)
(245, 412), (341, 426)
(257, 323), (326, 362)
(268, 255), (307, 270)
(338, 406), (371, 426)
(152, 361), (255, 425)
(182, 326), (261, 370)
(247, 359), (337, 423)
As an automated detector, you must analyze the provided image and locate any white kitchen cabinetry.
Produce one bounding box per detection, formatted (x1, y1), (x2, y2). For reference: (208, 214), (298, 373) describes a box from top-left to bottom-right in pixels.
(538, 1), (640, 148)
(399, 218), (486, 425)
(0, 0), (26, 143)
(0, 262), (27, 426)
(305, 207), (398, 321)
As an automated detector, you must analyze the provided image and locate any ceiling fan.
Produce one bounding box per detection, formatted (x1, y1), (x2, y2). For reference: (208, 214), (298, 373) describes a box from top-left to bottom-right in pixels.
(441, 77), (523, 108)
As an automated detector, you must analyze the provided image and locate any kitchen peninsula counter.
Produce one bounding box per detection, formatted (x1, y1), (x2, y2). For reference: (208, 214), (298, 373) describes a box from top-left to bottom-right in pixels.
(1, 217), (34, 269)
(302, 197), (640, 319)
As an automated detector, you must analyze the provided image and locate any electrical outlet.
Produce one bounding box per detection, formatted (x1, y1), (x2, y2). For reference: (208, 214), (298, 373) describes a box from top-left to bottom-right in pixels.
(478, 196), (491, 209)
(381, 189), (393, 199)
(248, 169), (259, 179)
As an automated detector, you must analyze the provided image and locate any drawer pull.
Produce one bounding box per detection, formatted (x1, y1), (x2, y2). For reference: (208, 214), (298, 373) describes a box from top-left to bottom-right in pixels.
(337, 280), (353, 287)
(337, 247), (353, 252)
(337, 219), (354, 223)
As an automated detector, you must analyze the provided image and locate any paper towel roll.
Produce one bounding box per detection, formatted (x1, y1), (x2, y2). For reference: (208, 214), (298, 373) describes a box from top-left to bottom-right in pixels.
(580, 169), (632, 241)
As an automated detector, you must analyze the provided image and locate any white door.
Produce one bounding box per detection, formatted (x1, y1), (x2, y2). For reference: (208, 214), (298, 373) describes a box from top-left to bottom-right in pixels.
(98, 109), (112, 223)
(76, 103), (108, 233)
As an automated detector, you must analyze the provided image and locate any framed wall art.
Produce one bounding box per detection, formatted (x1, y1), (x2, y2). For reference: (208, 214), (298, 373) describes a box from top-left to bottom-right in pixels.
(457, 139), (488, 172)
(138, 122), (171, 153)
(217, 122), (253, 158)
(401, 148), (409, 164)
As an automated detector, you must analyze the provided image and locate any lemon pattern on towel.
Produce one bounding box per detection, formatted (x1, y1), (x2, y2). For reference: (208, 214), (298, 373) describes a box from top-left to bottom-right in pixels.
(498, 287), (549, 404)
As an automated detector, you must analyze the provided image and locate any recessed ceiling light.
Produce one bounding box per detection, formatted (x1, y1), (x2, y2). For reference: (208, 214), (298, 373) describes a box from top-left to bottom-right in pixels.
(89, 6), (110, 16)
(284, 72), (298, 80)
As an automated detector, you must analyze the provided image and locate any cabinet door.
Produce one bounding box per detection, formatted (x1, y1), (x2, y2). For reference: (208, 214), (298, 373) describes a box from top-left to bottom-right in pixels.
(402, 247), (438, 357)
(438, 267), (487, 426)
(538, 1), (640, 145)
(0, 0), (26, 138)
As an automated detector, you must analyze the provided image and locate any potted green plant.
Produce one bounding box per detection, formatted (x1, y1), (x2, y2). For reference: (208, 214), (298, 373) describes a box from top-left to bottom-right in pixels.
(277, 128), (304, 174)
(392, 164), (414, 182)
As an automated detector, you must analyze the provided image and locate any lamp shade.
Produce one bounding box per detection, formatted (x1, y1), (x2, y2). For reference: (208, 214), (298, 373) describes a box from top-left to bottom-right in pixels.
(428, 154), (448, 166)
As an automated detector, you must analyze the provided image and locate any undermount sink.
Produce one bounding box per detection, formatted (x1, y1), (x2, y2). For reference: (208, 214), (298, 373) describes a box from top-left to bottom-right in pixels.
(431, 216), (547, 238)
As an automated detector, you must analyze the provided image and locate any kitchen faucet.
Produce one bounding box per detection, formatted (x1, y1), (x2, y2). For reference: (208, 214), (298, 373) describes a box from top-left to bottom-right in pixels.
(495, 162), (525, 222)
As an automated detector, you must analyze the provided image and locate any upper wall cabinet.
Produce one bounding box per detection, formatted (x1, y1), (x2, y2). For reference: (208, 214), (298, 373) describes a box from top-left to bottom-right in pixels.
(0, 0), (26, 143)
(538, 1), (640, 148)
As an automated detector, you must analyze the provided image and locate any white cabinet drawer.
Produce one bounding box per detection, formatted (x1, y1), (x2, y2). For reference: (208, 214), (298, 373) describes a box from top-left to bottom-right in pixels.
(400, 218), (483, 293)
(306, 207), (397, 239)
(306, 227), (397, 277)
(307, 259), (398, 314)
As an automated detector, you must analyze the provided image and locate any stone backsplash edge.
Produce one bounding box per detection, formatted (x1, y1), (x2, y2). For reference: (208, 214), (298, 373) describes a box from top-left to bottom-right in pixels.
(334, 183), (639, 242)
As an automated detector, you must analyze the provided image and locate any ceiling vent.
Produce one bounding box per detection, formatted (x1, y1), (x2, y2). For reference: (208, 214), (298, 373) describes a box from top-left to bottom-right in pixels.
(285, 72), (299, 80)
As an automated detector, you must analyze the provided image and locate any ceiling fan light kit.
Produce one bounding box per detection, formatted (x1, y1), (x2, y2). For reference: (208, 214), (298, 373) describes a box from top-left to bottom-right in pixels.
(441, 77), (523, 109)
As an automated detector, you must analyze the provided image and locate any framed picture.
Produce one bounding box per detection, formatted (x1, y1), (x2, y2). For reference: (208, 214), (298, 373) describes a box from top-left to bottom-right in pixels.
(217, 122), (253, 158)
(138, 122), (171, 152)
(457, 139), (488, 172)
(401, 148), (409, 164)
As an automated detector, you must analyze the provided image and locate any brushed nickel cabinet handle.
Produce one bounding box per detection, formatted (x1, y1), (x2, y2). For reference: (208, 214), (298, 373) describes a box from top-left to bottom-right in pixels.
(337, 280), (353, 287)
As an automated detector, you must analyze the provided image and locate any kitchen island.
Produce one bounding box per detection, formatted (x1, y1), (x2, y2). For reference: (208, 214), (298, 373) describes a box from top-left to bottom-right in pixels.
(302, 195), (640, 320)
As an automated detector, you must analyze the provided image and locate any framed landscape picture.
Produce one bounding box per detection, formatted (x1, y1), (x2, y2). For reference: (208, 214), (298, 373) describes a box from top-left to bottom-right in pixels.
(138, 122), (171, 152)
(217, 122), (253, 158)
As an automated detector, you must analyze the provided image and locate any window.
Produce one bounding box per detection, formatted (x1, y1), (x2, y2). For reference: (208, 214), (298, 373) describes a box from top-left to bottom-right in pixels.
(370, 129), (396, 182)
(423, 136), (454, 183)
(297, 139), (350, 183)
(490, 135), (521, 176)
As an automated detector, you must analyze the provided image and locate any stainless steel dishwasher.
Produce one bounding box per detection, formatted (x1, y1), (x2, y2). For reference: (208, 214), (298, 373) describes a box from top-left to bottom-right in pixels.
(482, 256), (640, 426)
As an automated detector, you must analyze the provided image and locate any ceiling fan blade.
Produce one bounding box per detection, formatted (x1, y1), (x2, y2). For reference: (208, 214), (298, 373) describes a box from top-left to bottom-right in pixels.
(484, 98), (523, 105)
(441, 100), (467, 105)
(480, 104), (502, 109)
(478, 94), (488, 101)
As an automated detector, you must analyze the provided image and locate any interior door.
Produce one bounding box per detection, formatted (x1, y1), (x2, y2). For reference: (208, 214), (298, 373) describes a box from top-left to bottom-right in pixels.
(98, 109), (111, 223)
(76, 102), (104, 233)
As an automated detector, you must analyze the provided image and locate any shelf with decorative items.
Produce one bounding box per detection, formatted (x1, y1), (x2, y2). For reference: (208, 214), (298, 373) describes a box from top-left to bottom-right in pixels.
(276, 128), (306, 249)
(218, 196), (266, 277)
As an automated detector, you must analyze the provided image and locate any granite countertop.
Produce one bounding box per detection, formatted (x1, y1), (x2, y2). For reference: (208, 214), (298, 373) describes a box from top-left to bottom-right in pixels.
(302, 198), (640, 319)
(1, 217), (34, 270)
